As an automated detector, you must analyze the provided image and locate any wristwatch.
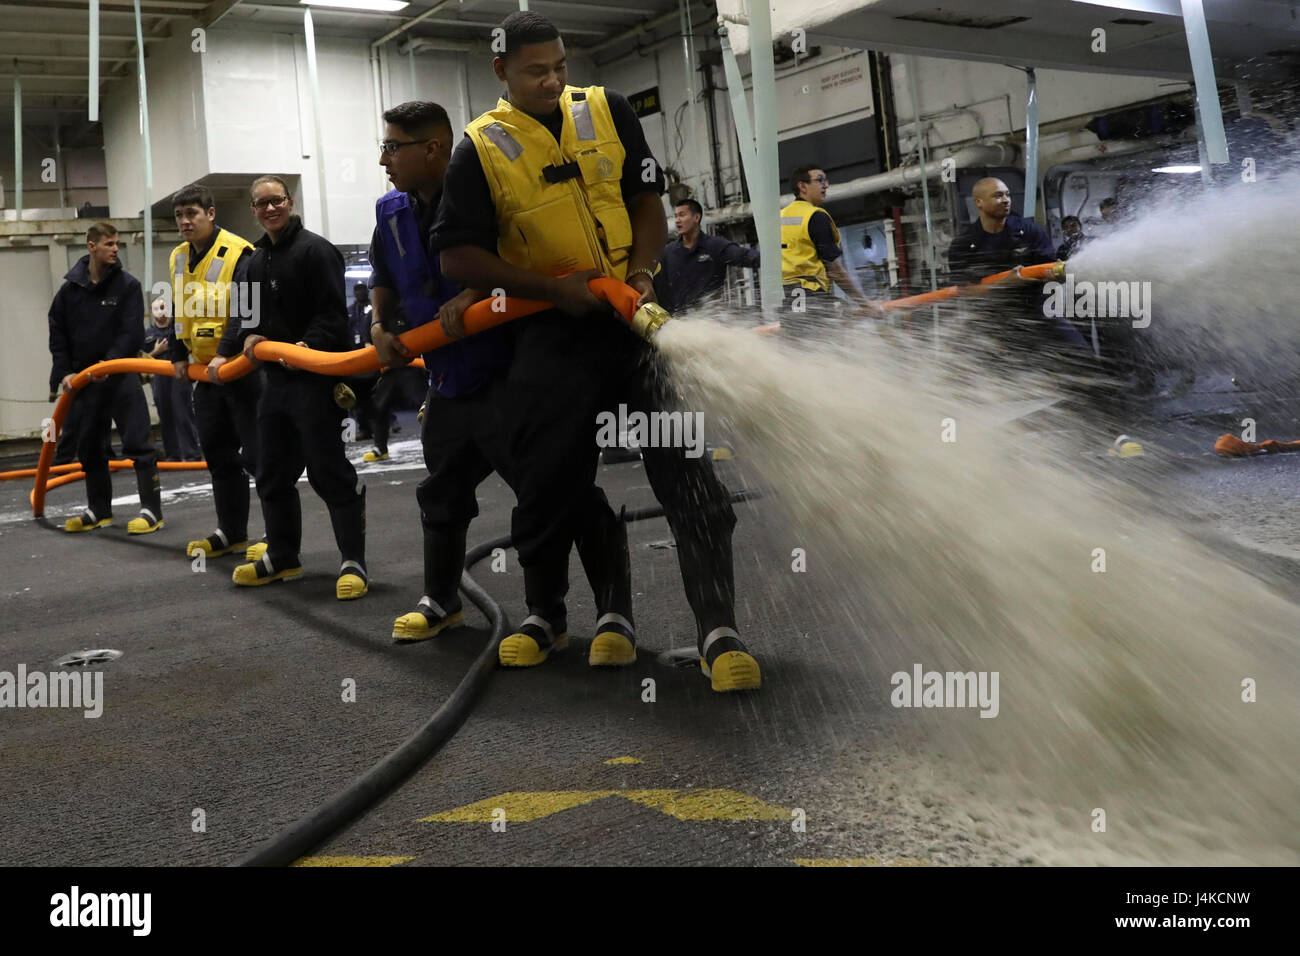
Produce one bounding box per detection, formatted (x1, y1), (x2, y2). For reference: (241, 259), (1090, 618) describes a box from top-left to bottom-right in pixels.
(626, 264), (658, 285)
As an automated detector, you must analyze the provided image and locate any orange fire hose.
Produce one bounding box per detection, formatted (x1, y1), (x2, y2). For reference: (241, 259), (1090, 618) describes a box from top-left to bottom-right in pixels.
(23, 277), (648, 517)
(1214, 434), (1300, 456)
(752, 260), (1066, 334)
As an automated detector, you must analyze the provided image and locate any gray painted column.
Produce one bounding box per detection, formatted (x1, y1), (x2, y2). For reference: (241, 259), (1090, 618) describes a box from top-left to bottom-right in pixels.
(303, 7), (331, 236)
(1180, 0), (1228, 166)
(746, 0), (782, 314)
(1024, 67), (1039, 219)
(133, 0), (153, 300)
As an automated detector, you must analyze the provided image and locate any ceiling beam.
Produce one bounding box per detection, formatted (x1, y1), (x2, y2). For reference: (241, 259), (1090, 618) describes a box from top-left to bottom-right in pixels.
(0, 30), (167, 42)
(199, 0), (243, 28)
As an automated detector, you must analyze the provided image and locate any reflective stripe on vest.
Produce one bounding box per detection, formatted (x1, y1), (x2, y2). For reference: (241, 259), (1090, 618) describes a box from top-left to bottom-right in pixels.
(466, 84), (631, 280)
(169, 227), (254, 364)
(780, 199), (839, 292)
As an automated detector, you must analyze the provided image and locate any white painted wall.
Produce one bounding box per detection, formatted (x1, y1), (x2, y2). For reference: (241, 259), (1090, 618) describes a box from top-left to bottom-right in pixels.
(102, 29), (208, 219)
(892, 55), (1186, 156)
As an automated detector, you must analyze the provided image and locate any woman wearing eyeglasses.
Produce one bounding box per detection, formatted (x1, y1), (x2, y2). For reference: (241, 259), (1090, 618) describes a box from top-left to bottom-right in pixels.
(225, 175), (370, 602)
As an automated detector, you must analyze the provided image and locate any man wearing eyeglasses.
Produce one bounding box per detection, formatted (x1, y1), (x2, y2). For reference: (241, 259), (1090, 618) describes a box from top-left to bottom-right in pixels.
(780, 165), (879, 338)
(365, 100), (514, 641)
(225, 176), (369, 601)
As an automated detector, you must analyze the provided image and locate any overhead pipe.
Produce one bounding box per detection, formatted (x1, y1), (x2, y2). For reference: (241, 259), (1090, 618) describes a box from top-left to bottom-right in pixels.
(583, 7), (683, 59)
(706, 141), (1020, 226)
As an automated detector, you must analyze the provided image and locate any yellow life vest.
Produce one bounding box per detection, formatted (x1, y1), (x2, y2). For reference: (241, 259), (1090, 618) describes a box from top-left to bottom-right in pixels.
(466, 85), (632, 280)
(169, 227), (254, 364)
(780, 199), (840, 292)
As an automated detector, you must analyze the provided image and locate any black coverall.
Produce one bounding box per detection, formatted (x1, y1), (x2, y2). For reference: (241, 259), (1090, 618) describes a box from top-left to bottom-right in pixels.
(227, 216), (365, 571)
(433, 92), (736, 643)
(48, 255), (160, 521)
(166, 230), (263, 544)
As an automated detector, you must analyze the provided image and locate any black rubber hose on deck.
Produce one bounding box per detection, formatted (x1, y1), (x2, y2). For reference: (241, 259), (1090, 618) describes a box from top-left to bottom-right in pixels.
(232, 488), (762, 866)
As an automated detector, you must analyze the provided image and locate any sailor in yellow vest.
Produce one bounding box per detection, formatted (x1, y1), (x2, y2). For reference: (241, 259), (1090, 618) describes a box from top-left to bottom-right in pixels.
(780, 164), (881, 338)
(433, 11), (760, 691)
(161, 184), (263, 560)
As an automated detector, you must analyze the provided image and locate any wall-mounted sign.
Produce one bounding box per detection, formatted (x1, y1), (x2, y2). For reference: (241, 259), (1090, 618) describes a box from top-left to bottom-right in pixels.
(629, 86), (662, 118)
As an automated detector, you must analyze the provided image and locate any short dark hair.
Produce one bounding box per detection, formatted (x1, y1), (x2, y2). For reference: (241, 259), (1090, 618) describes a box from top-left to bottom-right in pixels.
(499, 11), (561, 60)
(171, 183), (215, 212)
(86, 222), (117, 244)
(675, 198), (703, 218)
(1099, 197), (1117, 209)
(1062, 215), (1081, 226)
(382, 100), (452, 138)
(789, 164), (823, 197)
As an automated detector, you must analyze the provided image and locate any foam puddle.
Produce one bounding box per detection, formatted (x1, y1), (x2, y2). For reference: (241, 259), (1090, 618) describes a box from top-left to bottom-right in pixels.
(654, 177), (1300, 864)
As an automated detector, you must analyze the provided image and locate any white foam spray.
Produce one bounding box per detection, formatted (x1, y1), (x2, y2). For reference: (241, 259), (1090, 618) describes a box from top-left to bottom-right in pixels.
(655, 178), (1300, 864)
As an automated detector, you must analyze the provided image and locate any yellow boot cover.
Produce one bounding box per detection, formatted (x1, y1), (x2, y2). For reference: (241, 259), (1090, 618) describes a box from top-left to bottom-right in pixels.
(392, 597), (464, 642)
(588, 612), (637, 667)
(499, 615), (568, 668)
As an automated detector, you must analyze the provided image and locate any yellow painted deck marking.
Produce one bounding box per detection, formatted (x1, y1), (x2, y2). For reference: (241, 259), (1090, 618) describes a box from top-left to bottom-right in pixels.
(604, 756), (642, 765)
(291, 856), (413, 867)
(791, 857), (933, 867)
(418, 791), (618, 823)
(421, 789), (788, 823)
(620, 789), (789, 820)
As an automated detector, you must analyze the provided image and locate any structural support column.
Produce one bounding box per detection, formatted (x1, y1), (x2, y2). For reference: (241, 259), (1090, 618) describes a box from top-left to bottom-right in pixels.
(1194, 100), (1213, 187)
(1023, 67), (1039, 219)
(905, 57), (938, 297)
(303, 7), (330, 236)
(89, 0), (100, 122)
(132, 0), (152, 300)
(679, 0), (702, 199)
(717, 26), (758, 193)
(12, 64), (21, 219)
(1179, 0), (1227, 166)
(745, 0), (783, 315)
(53, 122), (66, 211)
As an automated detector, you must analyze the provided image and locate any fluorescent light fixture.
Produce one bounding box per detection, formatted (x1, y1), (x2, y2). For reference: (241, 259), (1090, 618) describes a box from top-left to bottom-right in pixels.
(1068, 0), (1179, 14)
(1151, 164), (1202, 174)
(300, 0), (410, 12)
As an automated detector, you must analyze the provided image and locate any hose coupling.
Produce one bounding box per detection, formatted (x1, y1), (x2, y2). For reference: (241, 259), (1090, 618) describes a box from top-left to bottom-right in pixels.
(630, 302), (673, 343)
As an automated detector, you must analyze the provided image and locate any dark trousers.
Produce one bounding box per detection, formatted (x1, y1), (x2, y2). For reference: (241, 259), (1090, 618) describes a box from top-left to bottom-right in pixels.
(345, 372), (379, 440)
(54, 390), (110, 466)
(369, 366), (427, 453)
(151, 373), (202, 460)
(416, 377), (630, 623)
(77, 375), (161, 519)
(504, 311), (736, 643)
(255, 367), (365, 570)
(194, 372), (262, 543)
